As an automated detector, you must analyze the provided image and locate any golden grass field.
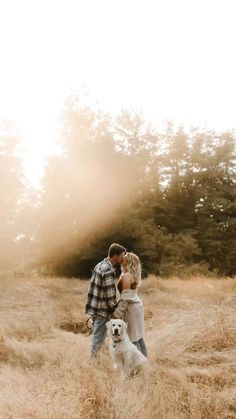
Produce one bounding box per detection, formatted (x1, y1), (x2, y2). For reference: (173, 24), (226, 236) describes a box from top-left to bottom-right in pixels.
(0, 275), (236, 419)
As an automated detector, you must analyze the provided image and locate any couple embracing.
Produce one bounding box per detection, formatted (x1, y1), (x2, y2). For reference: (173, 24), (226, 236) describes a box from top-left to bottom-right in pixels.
(85, 243), (147, 359)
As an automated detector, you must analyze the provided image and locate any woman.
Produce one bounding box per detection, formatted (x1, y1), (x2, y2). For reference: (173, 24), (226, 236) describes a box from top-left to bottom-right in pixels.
(112, 252), (148, 357)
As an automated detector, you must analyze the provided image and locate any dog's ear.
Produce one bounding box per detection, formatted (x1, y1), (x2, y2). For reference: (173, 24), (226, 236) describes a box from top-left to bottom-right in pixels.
(122, 320), (128, 334)
(106, 320), (112, 335)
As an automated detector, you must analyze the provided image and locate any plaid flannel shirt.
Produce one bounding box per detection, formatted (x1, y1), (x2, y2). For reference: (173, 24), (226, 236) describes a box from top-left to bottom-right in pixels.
(85, 258), (117, 318)
(112, 299), (128, 318)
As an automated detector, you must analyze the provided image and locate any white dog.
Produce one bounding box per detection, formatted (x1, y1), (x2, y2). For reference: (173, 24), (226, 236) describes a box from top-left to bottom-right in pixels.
(106, 319), (147, 377)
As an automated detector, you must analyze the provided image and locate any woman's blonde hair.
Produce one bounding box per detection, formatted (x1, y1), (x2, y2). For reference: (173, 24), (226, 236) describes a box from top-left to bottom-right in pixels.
(124, 252), (142, 286)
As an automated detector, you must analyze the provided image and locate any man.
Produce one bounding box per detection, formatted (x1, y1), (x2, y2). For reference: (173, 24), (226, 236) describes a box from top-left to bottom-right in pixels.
(85, 243), (126, 358)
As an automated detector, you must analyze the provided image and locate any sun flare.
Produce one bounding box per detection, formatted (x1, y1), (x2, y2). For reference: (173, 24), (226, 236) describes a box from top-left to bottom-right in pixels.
(1, 0), (236, 186)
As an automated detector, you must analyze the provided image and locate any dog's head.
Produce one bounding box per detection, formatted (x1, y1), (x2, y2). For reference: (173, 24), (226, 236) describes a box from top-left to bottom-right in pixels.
(106, 319), (127, 340)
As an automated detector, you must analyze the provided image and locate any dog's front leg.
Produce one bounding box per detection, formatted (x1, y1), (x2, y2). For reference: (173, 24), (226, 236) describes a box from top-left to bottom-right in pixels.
(123, 354), (133, 377)
(114, 352), (125, 370)
(115, 359), (123, 370)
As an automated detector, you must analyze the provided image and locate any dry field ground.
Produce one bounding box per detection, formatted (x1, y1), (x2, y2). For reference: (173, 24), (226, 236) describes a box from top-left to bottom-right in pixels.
(0, 274), (236, 419)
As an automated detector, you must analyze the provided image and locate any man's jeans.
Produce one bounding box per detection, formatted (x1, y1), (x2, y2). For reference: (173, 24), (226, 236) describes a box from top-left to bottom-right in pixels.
(90, 315), (108, 358)
(132, 338), (148, 357)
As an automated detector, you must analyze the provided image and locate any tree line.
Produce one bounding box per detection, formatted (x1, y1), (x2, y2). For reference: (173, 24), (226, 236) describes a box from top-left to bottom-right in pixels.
(1, 97), (235, 277)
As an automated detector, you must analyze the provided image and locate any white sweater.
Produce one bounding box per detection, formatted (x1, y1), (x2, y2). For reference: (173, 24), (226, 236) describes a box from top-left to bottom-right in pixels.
(113, 289), (145, 342)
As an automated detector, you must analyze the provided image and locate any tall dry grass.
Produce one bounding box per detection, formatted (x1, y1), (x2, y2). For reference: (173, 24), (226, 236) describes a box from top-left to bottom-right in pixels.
(0, 274), (236, 418)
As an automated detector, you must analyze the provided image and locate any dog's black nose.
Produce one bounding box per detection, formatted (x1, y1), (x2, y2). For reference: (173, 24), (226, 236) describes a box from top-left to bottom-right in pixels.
(114, 328), (119, 335)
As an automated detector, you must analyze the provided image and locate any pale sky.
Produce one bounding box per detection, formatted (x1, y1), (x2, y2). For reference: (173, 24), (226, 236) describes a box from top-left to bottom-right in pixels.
(0, 0), (235, 187)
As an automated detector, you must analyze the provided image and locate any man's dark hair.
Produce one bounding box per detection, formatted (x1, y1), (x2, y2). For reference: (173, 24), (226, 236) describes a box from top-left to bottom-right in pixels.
(108, 243), (126, 258)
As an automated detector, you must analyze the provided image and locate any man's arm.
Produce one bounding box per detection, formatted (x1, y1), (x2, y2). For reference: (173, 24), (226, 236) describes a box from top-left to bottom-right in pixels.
(102, 270), (117, 312)
(111, 299), (128, 318)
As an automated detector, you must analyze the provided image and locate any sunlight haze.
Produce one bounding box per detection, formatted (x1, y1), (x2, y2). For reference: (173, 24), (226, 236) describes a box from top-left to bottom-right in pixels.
(0, 0), (235, 186)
